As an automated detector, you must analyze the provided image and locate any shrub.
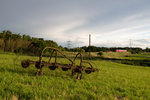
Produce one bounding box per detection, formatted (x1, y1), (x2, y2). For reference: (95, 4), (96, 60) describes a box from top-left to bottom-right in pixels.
(98, 51), (103, 56)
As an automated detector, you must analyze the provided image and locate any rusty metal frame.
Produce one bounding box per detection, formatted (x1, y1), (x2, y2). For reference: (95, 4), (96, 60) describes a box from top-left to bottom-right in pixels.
(21, 47), (99, 80)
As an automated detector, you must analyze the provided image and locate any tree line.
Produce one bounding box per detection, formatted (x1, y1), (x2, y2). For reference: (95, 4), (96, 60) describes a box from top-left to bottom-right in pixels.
(69, 46), (149, 54)
(0, 30), (63, 55)
(0, 30), (150, 55)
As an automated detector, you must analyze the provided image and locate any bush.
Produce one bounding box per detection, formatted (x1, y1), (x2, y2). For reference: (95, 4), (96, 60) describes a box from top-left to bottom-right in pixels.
(80, 49), (85, 53)
(98, 51), (103, 56)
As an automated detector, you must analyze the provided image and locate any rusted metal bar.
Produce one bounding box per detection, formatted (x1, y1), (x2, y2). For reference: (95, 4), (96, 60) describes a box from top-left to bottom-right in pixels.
(21, 47), (99, 80)
(73, 52), (83, 66)
(48, 49), (55, 63)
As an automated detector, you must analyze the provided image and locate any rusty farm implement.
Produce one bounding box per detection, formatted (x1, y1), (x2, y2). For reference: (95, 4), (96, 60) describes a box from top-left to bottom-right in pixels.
(21, 47), (99, 80)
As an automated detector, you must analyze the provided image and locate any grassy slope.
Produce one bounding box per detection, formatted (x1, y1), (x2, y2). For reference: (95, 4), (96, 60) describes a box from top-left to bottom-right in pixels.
(102, 52), (150, 60)
(102, 52), (132, 59)
(124, 53), (150, 60)
(0, 53), (150, 100)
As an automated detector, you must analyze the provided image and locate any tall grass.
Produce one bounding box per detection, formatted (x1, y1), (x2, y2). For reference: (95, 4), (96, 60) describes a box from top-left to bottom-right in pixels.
(0, 53), (150, 99)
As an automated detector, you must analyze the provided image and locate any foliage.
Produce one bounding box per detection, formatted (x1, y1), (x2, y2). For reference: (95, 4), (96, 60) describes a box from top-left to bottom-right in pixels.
(70, 48), (85, 53)
(145, 47), (150, 52)
(0, 30), (148, 55)
(97, 51), (103, 56)
(0, 30), (59, 55)
(127, 48), (143, 54)
(75, 46), (144, 53)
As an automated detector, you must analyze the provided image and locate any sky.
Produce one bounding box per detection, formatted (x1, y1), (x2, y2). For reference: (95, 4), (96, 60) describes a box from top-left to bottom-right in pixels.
(0, 0), (150, 48)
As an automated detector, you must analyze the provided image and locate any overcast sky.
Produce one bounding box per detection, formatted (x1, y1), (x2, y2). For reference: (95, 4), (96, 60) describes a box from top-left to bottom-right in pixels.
(0, 0), (150, 48)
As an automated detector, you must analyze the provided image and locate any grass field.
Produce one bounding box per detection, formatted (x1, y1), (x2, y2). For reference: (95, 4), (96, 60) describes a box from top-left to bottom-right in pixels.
(124, 53), (150, 60)
(0, 53), (150, 100)
(102, 52), (150, 60)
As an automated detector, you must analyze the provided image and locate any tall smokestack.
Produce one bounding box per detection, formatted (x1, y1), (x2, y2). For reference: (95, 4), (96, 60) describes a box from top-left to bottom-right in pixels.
(89, 34), (91, 59)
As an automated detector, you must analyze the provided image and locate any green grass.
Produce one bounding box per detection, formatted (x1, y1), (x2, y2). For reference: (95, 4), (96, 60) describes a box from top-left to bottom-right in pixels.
(0, 53), (150, 100)
(101, 52), (150, 60)
(102, 52), (132, 59)
(124, 53), (150, 60)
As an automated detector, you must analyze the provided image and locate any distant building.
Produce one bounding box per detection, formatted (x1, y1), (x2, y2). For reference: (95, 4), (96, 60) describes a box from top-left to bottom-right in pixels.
(116, 49), (127, 52)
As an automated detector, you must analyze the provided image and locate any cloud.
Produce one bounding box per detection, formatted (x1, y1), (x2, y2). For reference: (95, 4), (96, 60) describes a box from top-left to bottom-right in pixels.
(133, 39), (150, 48)
(0, 0), (150, 48)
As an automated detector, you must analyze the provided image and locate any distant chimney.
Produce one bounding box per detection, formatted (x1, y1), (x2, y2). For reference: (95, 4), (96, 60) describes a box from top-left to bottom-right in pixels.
(89, 34), (91, 59)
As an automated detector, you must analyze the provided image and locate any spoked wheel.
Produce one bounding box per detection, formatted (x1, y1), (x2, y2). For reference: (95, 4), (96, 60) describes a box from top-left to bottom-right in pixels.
(21, 60), (30, 68)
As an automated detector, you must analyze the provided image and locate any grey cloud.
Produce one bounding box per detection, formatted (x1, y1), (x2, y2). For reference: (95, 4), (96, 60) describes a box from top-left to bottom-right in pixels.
(0, 0), (150, 48)
(134, 39), (150, 44)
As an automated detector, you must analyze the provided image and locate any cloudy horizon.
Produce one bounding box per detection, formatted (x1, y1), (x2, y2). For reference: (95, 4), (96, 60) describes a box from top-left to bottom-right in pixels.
(0, 0), (150, 48)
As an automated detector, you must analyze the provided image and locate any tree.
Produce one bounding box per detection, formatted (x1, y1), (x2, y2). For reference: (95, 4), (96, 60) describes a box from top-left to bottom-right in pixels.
(22, 35), (31, 41)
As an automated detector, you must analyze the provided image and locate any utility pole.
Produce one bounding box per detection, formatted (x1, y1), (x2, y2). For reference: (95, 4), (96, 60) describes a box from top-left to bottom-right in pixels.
(129, 39), (132, 48)
(89, 34), (91, 59)
(129, 38), (133, 52)
(129, 39), (133, 49)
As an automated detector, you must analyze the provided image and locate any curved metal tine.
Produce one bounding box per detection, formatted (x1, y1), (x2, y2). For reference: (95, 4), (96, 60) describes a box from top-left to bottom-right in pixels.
(54, 50), (57, 65)
(39, 48), (46, 68)
(41, 47), (74, 65)
(39, 54), (43, 69)
(89, 61), (98, 69)
(39, 47), (54, 68)
(82, 61), (93, 68)
(73, 53), (83, 66)
(48, 49), (55, 64)
(55, 49), (74, 65)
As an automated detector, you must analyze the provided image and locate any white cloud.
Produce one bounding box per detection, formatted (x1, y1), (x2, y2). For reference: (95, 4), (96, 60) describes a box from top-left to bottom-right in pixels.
(1, 0), (150, 48)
